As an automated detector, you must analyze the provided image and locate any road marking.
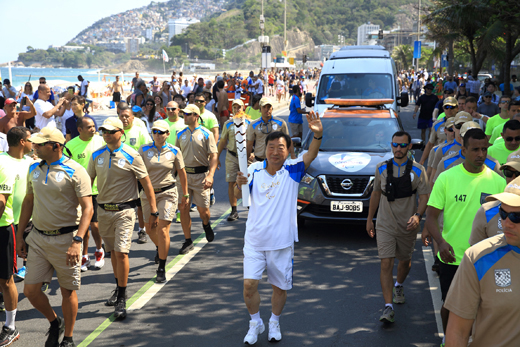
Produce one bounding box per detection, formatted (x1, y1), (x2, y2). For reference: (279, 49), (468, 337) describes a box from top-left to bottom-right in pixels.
(273, 107), (289, 117)
(421, 241), (444, 339)
(78, 204), (237, 347)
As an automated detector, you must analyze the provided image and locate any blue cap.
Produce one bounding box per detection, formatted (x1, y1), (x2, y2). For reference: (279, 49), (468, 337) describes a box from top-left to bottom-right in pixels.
(132, 106), (142, 113)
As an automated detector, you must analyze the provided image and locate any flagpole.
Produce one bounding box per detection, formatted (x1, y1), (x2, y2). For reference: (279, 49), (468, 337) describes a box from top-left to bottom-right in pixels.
(163, 59), (165, 75)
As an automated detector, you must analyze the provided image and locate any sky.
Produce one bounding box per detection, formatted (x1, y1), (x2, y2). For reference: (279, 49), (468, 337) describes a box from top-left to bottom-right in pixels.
(1, 0), (168, 64)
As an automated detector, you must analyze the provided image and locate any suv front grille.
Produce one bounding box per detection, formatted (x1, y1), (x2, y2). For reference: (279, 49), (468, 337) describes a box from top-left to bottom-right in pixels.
(317, 175), (374, 197)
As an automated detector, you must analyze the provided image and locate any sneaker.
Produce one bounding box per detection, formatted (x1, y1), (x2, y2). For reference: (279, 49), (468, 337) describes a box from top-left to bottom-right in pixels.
(203, 223), (214, 242)
(94, 250), (105, 269)
(59, 340), (76, 347)
(105, 288), (119, 307)
(14, 266), (26, 279)
(190, 203), (197, 212)
(137, 231), (148, 244)
(379, 306), (395, 323)
(210, 193), (216, 206)
(176, 211), (181, 223)
(45, 316), (65, 347)
(0, 293), (4, 312)
(156, 268), (166, 283)
(0, 326), (20, 346)
(243, 320), (265, 345)
(114, 298), (127, 320)
(179, 240), (194, 255)
(227, 211), (239, 221)
(268, 320), (282, 342)
(393, 285), (405, 304)
(41, 283), (49, 293)
(80, 257), (90, 272)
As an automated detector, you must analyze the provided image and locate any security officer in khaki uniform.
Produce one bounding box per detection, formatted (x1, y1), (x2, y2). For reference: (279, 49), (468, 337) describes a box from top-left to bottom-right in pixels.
(138, 120), (188, 283)
(246, 98), (292, 162)
(217, 99), (249, 221)
(16, 127), (93, 347)
(176, 104), (218, 254)
(426, 118), (455, 180)
(366, 131), (429, 324)
(87, 117), (158, 320)
(469, 151), (520, 246)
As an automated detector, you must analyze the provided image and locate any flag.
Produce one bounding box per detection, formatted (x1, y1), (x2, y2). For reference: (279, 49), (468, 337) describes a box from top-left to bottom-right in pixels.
(180, 63), (184, 71)
(162, 49), (169, 62)
(282, 51), (287, 57)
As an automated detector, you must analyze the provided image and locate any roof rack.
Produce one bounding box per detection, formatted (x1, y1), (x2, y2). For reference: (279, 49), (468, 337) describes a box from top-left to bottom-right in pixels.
(324, 99), (394, 108)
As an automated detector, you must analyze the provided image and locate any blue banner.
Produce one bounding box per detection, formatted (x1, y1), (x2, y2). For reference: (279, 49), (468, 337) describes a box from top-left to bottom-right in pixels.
(413, 41), (422, 59)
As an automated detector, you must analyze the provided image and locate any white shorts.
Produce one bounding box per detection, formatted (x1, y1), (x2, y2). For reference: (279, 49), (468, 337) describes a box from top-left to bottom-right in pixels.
(243, 244), (294, 290)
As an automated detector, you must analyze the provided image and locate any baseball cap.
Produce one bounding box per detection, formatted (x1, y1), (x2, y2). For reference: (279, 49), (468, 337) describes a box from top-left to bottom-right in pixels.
(486, 176), (520, 207)
(444, 88), (454, 94)
(29, 127), (65, 145)
(151, 120), (170, 132)
(454, 111), (473, 125)
(232, 99), (245, 107)
(3, 79), (9, 85)
(460, 121), (481, 137)
(484, 91), (493, 97)
(182, 104), (200, 116)
(500, 150), (520, 172)
(99, 117), (124, 131)
(445, 118), (455, 129)
(424, 83), (434, 90)
(443, 97), (457, 107)
(4, 98), (17, 105)
(131, 106), (143, 113)
(259, 98), (274, 107)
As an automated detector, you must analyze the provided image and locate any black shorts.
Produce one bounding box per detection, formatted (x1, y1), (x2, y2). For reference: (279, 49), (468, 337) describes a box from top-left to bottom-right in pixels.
(92, 195), (99, 223)
(113, 92), (121, 102)
(438, 257), (459, 301)
(0, 224), (16, 279)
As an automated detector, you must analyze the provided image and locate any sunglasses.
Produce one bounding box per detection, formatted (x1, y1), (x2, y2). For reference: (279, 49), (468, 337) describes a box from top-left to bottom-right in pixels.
(503, 168), (520, 178)
(101, 129), (119, 135)
(444, 105), (456, 109)
(501, 100), (511, 104)
(194, 100), (205, 103)
(166, 107), (177, 112)
(184, 112), (195, 117)
(146, 103), (154, 106)
(446, 127), (454, 132)
(484, 96), (492, 99)
(391, 142), (409, 148)
(36, 141), (55, 147)
(454, 123), (463, 130)
(499, 207), (520, 224)
(152, 129), (167, 135)
(39, 81), (46, 84)
(505, 136), (520, 142)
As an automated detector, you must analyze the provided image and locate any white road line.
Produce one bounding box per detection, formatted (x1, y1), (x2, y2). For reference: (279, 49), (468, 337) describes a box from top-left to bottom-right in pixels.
(421, 239), (444, 339)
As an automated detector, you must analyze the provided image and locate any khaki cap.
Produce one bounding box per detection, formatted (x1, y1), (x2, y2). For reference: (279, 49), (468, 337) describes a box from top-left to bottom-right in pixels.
(232, 99), (245, 107)
(460, 121), (481, 137)
(99, 117), (124, 131)
(486, 176), (520, 207)
(500, 150), (520, 172)
(151, 120), (170, 132)
(454, 111), (472, 125)
(443, 97), (457, 107)
(445, 118), (455, 129)
(182, 104), (200, 116)
(29, 127), (65, 144)
(259, 98), (274, 107)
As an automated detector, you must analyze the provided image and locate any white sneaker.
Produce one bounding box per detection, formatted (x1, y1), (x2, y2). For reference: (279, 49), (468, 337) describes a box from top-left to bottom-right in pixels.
(81, 257), (91, 272)
(268, 320), (282, 342)
(243, 320), (265, 345)
(94, 249), (105, 269)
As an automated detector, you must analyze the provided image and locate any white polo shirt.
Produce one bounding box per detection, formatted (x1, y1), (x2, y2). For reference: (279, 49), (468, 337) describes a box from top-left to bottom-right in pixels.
(34, 99), (56, 129)
(245, 156), (306, 251)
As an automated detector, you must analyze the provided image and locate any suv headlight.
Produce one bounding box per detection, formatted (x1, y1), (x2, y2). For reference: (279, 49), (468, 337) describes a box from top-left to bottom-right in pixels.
(301, 173), (315, 185)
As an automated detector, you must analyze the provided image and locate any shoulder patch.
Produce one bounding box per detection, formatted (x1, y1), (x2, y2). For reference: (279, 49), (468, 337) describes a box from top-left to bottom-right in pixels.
(29, 162), (40, 174)
(120, 149), (135, 165)
(92, 147), (107, 160)
(378, 164), (387, 175)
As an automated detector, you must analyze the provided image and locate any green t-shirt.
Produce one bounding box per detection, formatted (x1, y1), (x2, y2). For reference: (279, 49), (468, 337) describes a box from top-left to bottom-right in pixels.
(485, 114), (508, 136)
(0, 154), (17, 227)
(490, 123), (506, 144)
(67, 134), (105, 195)
(0, 153), (32, 225)
(428, 164), (506, 265)
(245, 106), (261, 120)
(165, 118), (187, 146)
(199, 110), (219, 131)
(123, 124), (152, 151)
(487, 140), (516, 165)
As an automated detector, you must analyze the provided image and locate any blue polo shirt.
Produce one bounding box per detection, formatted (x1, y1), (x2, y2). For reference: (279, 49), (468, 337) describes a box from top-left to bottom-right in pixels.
(289, 95), (302, 124)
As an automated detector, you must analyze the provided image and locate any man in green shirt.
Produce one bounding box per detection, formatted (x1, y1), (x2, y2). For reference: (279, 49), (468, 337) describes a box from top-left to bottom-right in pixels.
(489, 100), (520, 144)
(424, 128), (506, 341)
(118, 106), (152, 243)
(488, 120), (520, 165)
(67, 117), (106, 271)
(164, 101), (186, 146)
(245, 95), (262, 121)
(485, 95), (511, 141)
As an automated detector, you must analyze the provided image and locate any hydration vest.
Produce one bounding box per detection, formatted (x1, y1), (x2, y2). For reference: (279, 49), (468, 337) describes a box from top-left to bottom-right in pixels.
(383, 159), (417, 202)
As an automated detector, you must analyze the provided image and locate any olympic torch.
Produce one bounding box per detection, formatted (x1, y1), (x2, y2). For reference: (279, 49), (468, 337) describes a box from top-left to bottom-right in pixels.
(234, 111), (250, 207)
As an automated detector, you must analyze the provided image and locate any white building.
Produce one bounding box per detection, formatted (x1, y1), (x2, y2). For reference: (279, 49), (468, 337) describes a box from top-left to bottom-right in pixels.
(96, 41), (126, 53)
(145, 28), (154, 41)
(357, 22), (380, 46)
(168, 18), (200, 43)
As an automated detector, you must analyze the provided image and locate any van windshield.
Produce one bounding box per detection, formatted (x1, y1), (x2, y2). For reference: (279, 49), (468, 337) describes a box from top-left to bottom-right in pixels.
(316, 73), (394, 104)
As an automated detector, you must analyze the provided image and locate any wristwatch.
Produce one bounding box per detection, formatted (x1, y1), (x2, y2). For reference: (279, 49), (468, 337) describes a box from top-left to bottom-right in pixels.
(151, 211), (159, 217)
(72, 236), (83, 243)
(183, 194), (190, 198)
(413, 213), (422, 220)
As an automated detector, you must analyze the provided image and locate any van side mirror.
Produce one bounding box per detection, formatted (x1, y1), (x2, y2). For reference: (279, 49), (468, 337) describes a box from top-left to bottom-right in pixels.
(305, 93), (314, 108)
(397, 92), (409, 107)
(292, 137), (302, 148)
(411, 139), (423, 150)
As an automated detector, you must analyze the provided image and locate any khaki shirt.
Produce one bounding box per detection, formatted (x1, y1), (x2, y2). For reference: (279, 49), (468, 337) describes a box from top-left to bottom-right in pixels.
(445, 234), (520, 347)
(87, 143), (148, 204)
(431, 139), (462, 171)
(246, 116), (289, 159)
(176, 126), (217, 168)
(374, 159), (429, 235)
(433, 150), (502, 182)
(138, 142), (185, 189)
(27, 156), (92, 231)
(469, 201), (503, 246)
(221, 118), (251, 153)
(429, 118), (447, 145)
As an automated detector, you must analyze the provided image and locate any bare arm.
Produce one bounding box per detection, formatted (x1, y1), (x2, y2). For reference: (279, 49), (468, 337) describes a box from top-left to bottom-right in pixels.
(445, 312), (473, 347)
(302, 111), (323, 169)
(16, 194), (34, 259)
(211, 128), (219, 144)
(203, 153), (218, 190)
(0, 193), (8, 218)
(177, 168), (189, 208)
(420, 141), (434, 165)
(247, 140), (254, 159)
(42, 99), (64, 119)
(21, 96), (36, 120)
(217, 136), (228, 170)
(139, 176), (158, 228)
(424, 206), (456, 262)
(66, 195), (93, 266)
(55, 100), (69, 117)
(366, 190), (381, 238)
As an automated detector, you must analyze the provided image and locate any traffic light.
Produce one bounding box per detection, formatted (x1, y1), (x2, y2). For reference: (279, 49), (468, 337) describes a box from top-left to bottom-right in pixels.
(303, 54), (307, 63)
(378, 29), (383, 40)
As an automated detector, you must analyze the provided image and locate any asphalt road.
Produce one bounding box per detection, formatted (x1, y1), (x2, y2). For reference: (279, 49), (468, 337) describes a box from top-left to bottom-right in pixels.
(7, 103), (443, 347)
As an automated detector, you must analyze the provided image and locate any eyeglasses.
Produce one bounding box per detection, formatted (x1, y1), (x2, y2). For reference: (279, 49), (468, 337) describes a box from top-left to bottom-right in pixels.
(391, 142), (409, 148)
(454, 123), (463, 130)
(39, 81), (46, 84)
(444, 105), (456, 109)
(499, 207), (520, 224)
(503, 168), (520, 178)
(101, 129), (119, 135)
(194, 100), (205, 103)
(501, 100), (511, 104)
(152, 130), (167, 135)
(446, 127), (454, 132)
(505, 136), (520, 142)
(484, 96), (492, 99)
(166, 107), (177, 112)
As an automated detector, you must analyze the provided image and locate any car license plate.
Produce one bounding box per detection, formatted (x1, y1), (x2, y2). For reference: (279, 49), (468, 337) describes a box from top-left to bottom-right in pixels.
(330, 201), (363, 212)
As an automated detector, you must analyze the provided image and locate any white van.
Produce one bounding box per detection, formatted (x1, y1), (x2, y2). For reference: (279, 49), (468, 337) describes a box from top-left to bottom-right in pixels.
(306, 45), (408, 113)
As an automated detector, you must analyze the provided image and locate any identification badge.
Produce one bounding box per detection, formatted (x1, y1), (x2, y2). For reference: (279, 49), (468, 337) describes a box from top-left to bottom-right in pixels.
(97, 157), (104, 166)
(118, 159), (125, 168)
(55, 172), (65, 182)
(147, 151), (154, 158)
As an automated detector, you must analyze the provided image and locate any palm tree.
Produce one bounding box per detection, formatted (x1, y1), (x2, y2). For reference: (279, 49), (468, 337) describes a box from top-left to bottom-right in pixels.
(392, 45), (413, 70)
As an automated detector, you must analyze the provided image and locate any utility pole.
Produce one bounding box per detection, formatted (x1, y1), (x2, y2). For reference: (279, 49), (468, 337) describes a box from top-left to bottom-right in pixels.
(284, 0), (287, 50)
(416, 0), (421, 72)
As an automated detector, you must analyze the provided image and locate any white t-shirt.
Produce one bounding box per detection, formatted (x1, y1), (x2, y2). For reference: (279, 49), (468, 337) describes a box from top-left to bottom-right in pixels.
(245, 156), (306, 251)
(205, 99), (216, 112)
(61, 108), (75, 135)
(0, 133), (8, 152)
(256, 79), (264, 94)
(181, 85), (191, 97)
(80, 80), (89, 96)
(34, 99), (56, 129)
